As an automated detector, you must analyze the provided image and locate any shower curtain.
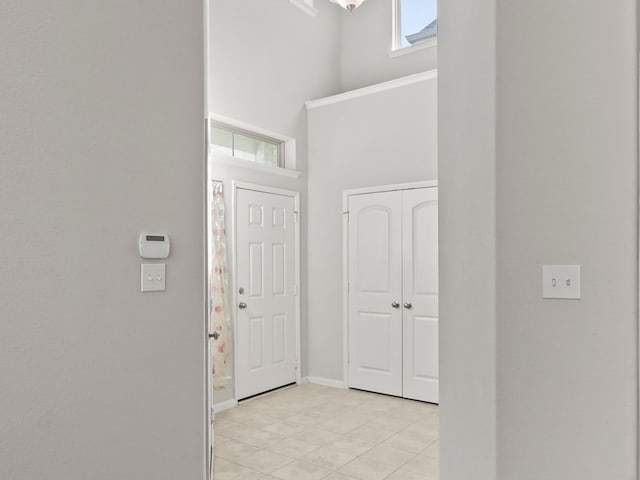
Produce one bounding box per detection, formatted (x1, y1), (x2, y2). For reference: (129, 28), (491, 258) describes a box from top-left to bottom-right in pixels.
(209, 181), (231, 390)
(209, 181), (231, 478)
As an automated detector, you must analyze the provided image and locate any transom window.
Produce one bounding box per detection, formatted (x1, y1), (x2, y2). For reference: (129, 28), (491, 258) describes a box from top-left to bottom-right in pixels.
(210, 121), (284, 168)
(394, 0), (437, 50)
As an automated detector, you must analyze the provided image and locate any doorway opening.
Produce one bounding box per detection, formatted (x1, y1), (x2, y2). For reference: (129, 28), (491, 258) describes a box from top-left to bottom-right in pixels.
(231, 182), (302, 401)
(205, 3), (439, 478)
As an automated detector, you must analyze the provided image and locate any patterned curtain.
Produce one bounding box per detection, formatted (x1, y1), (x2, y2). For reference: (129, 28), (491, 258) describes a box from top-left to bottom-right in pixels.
(210, 181), (231, 390)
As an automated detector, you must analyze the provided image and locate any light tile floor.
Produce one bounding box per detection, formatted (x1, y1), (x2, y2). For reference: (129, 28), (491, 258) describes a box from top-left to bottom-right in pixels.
(213, 383), (439, 480)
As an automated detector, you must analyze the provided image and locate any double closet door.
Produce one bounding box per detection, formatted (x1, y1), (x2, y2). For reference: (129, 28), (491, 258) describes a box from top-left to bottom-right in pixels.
(347, 187), (438, 403)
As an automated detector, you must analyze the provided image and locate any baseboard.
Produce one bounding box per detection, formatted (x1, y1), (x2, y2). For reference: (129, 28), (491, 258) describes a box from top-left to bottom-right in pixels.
(212, 398), (238, 413)
(306, 376), (348, 389)
(212, 378), (345, 413)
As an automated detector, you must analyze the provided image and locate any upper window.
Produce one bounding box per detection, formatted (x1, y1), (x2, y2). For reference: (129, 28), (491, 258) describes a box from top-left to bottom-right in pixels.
(393, 0), (437, 50)
(210, 121), (284, 168)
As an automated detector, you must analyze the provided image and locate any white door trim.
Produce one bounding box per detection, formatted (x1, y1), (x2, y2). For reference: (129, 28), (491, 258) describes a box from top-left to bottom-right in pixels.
(232, 181), (302, 401)
(204, 124), (212, 480)
(342, 180), (438, 390)
(637, 51), (640, 480)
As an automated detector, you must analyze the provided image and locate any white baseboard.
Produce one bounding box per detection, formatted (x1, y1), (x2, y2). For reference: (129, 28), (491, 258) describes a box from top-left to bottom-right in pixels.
(212, 398), (238, 413)
(213, 378), (346, 413)
(306, 376), (348, 389)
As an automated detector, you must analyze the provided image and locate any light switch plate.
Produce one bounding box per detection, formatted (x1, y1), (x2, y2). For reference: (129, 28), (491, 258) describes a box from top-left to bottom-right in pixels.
(542, 265), (580, 299)
(141, 263), (166, 292)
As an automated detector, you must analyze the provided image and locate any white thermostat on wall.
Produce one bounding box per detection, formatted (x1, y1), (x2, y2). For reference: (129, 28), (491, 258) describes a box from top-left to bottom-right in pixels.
(139, 233), (170, 259)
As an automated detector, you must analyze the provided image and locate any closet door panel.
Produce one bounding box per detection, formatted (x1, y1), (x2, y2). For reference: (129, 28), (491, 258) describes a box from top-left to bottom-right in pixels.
(348, 191), (403, 397)
(402, 187), (439, 403)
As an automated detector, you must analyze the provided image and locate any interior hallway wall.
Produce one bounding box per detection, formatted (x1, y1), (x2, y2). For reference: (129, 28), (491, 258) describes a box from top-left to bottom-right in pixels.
(0, 1), (205, 479)
(437, 0), (497, 477)
(338, 0), (437, 91)
(439, 0), (638, 479)
(208, 0), (342, 404)
(307, 75), (437, 382)
(495, 0), (638, 478)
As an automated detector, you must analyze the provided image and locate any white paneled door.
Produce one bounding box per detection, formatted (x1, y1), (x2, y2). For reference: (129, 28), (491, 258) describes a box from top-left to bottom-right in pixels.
(402, 188), (439, 403)
(348, 191), (403, 397)
(347, 187), (438, 403)
(236, 188), (297, 400)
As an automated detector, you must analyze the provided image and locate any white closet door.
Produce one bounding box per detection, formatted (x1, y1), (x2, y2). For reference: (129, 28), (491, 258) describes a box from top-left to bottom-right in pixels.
(402, 187), (439, 403)
(348, 191), (403, 396)
(236, 188), (296, 400)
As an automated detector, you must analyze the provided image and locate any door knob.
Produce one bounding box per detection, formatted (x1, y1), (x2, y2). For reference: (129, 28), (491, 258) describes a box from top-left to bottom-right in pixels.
(391, 301), (400, 309)
(209, 331), (220, 340)
(238, 302), (247, 309)
(404, 302), (412, 309)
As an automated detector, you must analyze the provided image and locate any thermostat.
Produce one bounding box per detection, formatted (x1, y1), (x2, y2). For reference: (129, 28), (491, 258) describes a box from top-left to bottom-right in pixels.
(139, 233), (170, 259)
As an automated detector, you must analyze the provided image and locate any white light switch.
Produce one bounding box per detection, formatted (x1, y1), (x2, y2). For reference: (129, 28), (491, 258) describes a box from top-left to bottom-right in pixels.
(141, 263), (166, 292)
(542, 265), (581, 299)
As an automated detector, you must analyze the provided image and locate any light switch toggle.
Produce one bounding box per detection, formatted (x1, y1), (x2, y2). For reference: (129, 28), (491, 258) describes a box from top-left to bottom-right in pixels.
(543, 265), (581, 299)
(141, 264), (166, 292)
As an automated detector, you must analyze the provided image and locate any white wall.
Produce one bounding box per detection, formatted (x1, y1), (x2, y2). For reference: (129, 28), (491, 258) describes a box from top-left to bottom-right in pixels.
(208, 0), (341, 404)
(307, 75), (438, 381)
(437, 0), (497, 478)
(0, 2), (205, 479)
(439, 0), (638, 479)
(339, 0), (437, 91)
(495, 1), (637, 478)
(209, 0), (341, 133)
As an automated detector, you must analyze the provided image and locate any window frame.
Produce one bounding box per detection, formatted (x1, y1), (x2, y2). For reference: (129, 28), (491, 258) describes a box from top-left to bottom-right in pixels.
(210, 121), (284, 168)
(208, 115), (300, 176)
(391, 0), (438, 54)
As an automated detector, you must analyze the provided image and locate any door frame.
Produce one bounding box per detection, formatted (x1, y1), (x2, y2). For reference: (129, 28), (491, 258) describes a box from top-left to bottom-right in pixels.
(232, 181), (302, 400)
(342, 180), (438, 389)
